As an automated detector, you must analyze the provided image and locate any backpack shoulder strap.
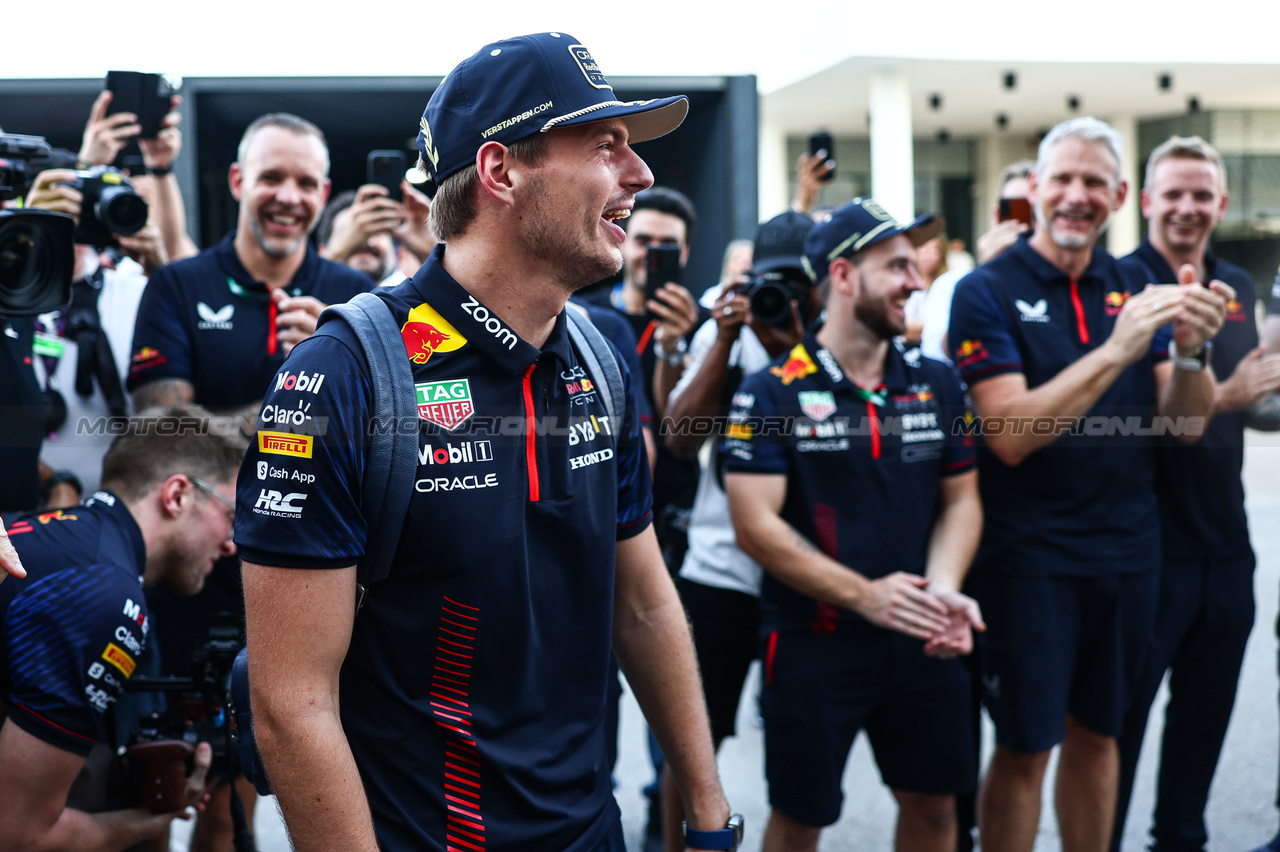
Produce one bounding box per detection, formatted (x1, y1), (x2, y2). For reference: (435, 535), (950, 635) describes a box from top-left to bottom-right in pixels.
(316, 292), (417, 588)
(565, 306), (623, 429)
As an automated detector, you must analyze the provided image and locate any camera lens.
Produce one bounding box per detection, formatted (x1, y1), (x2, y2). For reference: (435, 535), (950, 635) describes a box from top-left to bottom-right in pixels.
(0, 221), (47, 303)
(0, 210), (74, 315)
(749, 281), (790, 326)
(97, 187), (148, 236)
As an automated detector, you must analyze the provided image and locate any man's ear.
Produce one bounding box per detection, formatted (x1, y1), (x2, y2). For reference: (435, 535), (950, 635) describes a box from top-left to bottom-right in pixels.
(157, 474), (191, 520)
(228, 163), (243, 202)
(829, 256), (858, 299)
(475, 141), (518, 206)
(1113, 179), (1129, 212)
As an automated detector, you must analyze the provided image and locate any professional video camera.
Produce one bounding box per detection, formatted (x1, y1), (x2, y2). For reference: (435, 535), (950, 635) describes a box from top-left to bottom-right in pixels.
(747, 266), (816, 330)
(123, 616), (242, 812)
(0, 132), (74, 315)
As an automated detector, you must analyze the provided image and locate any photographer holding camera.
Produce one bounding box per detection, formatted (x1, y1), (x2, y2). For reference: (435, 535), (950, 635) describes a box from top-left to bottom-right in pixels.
(656, 210), (816, 851)
(77, 88), (198, 264)
(0, 406), (243, 852)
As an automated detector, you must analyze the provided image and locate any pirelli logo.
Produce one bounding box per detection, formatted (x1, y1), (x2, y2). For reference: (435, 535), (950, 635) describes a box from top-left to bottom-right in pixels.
(258, 431), (314, 458)
(102, 642), (136, 677)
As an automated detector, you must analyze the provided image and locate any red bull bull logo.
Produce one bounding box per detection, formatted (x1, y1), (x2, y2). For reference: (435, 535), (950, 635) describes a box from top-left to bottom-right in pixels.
(769, 345), (818, 386)
(401, 303), (468, 365)
(1105, 291), (1130, 316)
(1226, 299), (1247, 321)
(955, 339), (981, 358)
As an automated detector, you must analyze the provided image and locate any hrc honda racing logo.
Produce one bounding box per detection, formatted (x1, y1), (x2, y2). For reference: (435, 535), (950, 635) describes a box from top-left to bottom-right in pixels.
(252, 489), (308, 518)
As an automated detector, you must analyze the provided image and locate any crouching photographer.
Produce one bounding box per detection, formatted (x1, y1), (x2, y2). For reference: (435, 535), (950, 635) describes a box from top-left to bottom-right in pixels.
(0, 406), (243, 852)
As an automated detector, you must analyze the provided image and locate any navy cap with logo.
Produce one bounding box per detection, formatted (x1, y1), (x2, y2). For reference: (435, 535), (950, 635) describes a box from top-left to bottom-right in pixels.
(802, 198), (944, 282)
(416, 32), (689, 197)
(751, 211), (815, 276)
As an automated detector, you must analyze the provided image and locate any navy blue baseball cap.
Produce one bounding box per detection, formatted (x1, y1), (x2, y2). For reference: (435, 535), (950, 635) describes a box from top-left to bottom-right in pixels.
(416, 32), (689, 197)
(802, 197), (944, 282)
(752, 211), (814, 276)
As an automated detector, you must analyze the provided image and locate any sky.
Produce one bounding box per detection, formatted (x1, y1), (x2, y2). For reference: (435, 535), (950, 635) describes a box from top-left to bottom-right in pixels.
(5, 0), (1278, 94)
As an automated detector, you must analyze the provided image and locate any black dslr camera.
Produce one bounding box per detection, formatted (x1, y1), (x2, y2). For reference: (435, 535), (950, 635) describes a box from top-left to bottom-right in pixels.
(0, 133), (75, 315)
(747, 266), (815, 330)
(60, 166), (148, 248)
(123, 616), (243, 813)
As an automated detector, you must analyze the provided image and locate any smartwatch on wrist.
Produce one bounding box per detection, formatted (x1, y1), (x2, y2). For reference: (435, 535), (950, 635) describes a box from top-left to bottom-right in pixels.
(683, 814), (744, 851)
(1169, 339), (1212, 371)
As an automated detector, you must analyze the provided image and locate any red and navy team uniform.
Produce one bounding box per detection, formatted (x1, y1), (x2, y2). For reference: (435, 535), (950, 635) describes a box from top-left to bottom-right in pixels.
(233, 245), (652, 852)
(127, 233), (373, 411)
(720, 332), (976, 826)
(948, 235), (1172, 752)
(1111, 240), (1259, 851)
(1, 492), (149, 756)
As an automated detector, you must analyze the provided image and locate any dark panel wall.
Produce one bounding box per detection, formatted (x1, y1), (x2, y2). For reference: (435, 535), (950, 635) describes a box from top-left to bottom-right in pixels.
(1, 75), (758, 296)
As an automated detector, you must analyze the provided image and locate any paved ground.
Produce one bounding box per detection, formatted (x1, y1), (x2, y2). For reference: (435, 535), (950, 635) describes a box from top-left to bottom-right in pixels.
(178, 432), (1280, 851)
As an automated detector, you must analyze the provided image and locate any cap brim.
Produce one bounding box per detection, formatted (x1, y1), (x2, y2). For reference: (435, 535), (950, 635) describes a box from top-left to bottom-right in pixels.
(543, 96), (689, 143)
(904, 213), (945, 247)
(752, 255), (808, 276)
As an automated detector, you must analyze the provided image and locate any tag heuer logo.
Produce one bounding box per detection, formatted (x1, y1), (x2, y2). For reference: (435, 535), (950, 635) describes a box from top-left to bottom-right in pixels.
(798, 391), (836, 422)
(416, 379), (474, 431)
(569, 44), (612, 90)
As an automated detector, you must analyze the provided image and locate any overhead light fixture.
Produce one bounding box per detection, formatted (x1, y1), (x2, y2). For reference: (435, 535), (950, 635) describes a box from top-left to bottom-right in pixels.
(996, 113), (1009, 130)
(1066, 95), (1081, 112)
(929, 93), (943, 111)
(1159, 72), (1173, 92)
(1003, 71), (1017, 91)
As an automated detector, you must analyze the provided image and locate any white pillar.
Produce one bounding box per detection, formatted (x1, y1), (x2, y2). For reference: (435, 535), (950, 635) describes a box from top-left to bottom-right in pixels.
(869, 71), (914, 222)
(1107, 114), (1140, 257)
(757, 114), (790, 222)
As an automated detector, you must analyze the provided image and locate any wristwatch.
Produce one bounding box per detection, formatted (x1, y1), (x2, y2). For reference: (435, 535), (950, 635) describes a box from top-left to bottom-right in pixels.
(683, 814), (744, 851)
(654, 335), (688, 366)
(1169, 339), (1212, 371)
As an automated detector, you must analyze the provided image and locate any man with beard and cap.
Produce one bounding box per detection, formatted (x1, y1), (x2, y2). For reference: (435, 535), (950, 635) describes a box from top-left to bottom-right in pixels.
(125, 111), (373, 851)
(235, 32), (736, 852)
(724, 198), (984, 852)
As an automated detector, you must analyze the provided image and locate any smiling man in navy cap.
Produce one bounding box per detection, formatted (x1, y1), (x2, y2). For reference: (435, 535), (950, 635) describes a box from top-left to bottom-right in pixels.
(724, 198), (984, 852)
(236, 32), (737, 852)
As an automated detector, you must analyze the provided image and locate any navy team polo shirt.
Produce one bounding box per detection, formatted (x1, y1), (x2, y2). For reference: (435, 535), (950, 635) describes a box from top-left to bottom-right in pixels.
(1, 492), (148, 755)
(949, 236), (1172, 578)
(1120, 238), (1257, 561)
(234, 245), (652, 852)
(720, 332), (975, 635)
(127, 233), (373, 412)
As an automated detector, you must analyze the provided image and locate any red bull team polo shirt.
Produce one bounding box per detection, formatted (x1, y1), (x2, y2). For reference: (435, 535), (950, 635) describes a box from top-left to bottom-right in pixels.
(720, 332), (974, 636)
(234, 244), (652, 852)
(948, 236), (1171, 578)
